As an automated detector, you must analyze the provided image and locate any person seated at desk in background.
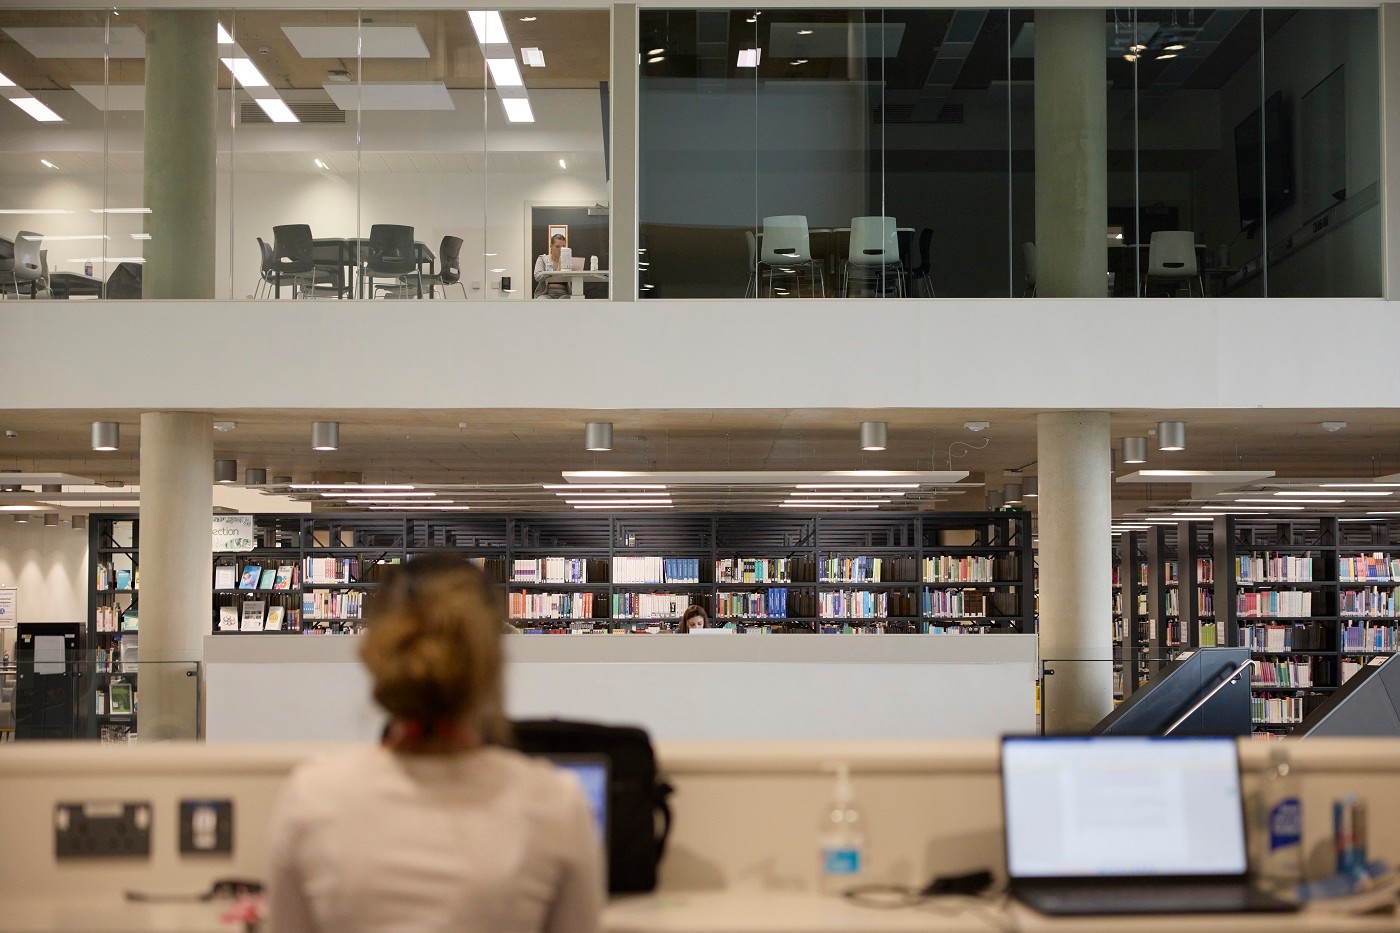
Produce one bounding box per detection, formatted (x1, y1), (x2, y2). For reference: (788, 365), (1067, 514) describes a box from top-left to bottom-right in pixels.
(533, 233), (571, 299)
(265, 556), (603, 932)
(679, 605), (708, 633)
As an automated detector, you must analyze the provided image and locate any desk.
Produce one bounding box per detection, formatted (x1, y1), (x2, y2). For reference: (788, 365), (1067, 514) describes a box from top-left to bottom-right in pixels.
(0, 897), (233, 932)
(538, 268), (610, 298)
(603, 891), (1400, 933)
(274, 238), (436, 299)
(47, 271), (103, 299)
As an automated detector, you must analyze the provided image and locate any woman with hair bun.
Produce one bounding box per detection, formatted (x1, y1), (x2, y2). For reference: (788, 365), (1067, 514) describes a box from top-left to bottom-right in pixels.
(265, 556), (604, 932)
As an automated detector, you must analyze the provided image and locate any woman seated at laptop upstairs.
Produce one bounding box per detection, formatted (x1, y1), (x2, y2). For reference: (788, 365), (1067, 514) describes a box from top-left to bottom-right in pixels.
(266, 556), (604, 933)
(533, 233), (572, 299)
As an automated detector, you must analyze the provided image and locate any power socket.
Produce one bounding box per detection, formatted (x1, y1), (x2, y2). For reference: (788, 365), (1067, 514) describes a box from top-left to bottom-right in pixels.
(179, 799), (234, 855)
(54, 801), (151, 859)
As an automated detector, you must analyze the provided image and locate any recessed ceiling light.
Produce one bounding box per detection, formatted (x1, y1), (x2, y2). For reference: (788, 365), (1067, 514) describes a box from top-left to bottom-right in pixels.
(1164, 43), (1186, 51)
(221, 57), (270, 88)
(10, 97), (62, 122)
(1236, 498), (1344, 505)
(469, 10), (508, 45)
(290, 484), (414, 490)
(737, 48), (762, 68)
(314, 158), (328, 169)
(1274, 490), (1392, 497)
(500, 97), (534, 123)
(0, 71), (14, 87)
(519, 15), (537, 22)
(647, 55), (665, 63)
(790, 59), (808, 65)
(1123, 53), (1139, 62)
(487, 57), (524, 87)
(40, 158), (57, 169)
(542, 484), (667, 490)
(217, 22), (234, 43)
(648, 48), (664, 56)
(521, 47), (545, 68)
(559, 158), (566, 169)
(798, 28), (813, 35)
(255, 98), (299, 123)
(1156, 52), (1178, 60)
(89, 207), (151, 214)
(325, 491), (437, 498)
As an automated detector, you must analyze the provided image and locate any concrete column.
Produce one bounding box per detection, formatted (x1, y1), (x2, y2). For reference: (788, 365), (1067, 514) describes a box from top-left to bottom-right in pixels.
(1034, 10), (1107, 298)
(139, 412), (213, 739)
(142, 10), (218, 299)
(1037, 411), (1114, 732)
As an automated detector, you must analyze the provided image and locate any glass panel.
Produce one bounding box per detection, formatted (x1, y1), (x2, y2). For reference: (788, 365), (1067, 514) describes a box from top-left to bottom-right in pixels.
(0, 9), (120, 299)
(225, 9), (362, 300)
(1261, 8), (1381, 297)
(486, 8), (611, 303)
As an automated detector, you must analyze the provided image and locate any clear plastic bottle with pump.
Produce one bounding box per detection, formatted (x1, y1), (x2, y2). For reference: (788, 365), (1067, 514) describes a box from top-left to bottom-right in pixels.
(818, 763), (867, 894)
(1254, 742), (1303, 894)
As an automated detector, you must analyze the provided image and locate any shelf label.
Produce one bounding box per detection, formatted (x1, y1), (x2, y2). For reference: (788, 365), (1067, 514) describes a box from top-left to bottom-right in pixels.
(212, 515), (255, 553)
(0, 586), (15, 629)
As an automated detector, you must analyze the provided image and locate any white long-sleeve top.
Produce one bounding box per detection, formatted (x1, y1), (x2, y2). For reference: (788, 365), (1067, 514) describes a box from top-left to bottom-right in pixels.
(265, 745), (605, 933)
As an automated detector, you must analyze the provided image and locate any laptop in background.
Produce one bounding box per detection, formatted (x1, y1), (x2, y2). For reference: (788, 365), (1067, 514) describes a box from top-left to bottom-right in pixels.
(1001, 736), (1295, 916)
(541, 753), (609, 844)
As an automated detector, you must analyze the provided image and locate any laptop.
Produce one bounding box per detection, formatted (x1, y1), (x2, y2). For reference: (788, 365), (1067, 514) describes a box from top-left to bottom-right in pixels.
(541, 753), (609, 845)
(1001, 736), (1296, 916)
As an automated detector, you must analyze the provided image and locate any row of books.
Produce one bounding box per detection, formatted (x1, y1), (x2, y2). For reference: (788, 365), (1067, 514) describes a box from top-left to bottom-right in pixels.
(511, 558), (587, 584)
(95, 564), (136, 591)
(93, 640), (135, 674)
(1251, 658), (1315, 688)
(820, 557), (885, 583)
(1237, 590), (1317, 618)
(509, 591), (595, 620)
(1199, 622), (1219, 646)
(305, 557), (363, 586)
(612, 557), (701, 584)
(216, 563), (298, 591)
(819, 590), (888, 619)
(218, 601), (295, 632)
(610, 592), (691, 619)
(922, 555), (997, 583)
(1196, 558), (1215, 584)
(1252, 694), (1306, 724)
(1236, 554), (1315, 583)
(1341, 623), (1399, 653)
(1340, 587), (1399, 618)
(715, 588), (789, 618)
(95, 605), (137, 633)
(1340, 554), (1400, 582)
(300, 589), (364, 621)
(715, 558), (796, 583)
(1198, 590), (1215, 616)
(920, 589), (987, 618)
(95, 680), (135, 717)
(1241, 623), (1330, 653)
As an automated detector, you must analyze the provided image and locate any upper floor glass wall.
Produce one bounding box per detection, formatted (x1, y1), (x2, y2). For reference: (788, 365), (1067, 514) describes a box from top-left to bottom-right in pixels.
(638, 6), (1380, 299)
(0, 7), (611, 300)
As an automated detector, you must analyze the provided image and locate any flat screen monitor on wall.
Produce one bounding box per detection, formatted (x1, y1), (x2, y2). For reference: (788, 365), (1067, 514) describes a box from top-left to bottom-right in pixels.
(1235, 90), (1296, 231)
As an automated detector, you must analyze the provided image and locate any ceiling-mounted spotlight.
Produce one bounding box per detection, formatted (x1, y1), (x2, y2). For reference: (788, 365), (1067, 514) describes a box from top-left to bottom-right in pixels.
(72, 514), (86, 531)
(215, 459), (238, 484)
(245, 467), (267, 486)
(1004, 482), (1023, 505)
(91, 421), (119, 451)
(1122, 436), (1148, 464)
(859, 421), (888, 452)
(44, 513), (58, 527)
(1157, 421), (1186, 452)
(1023, 477), (1038, 498)
(585, 422), (613, 452)
(986, 489), (1003, 510)
(312, 421), (340, 451)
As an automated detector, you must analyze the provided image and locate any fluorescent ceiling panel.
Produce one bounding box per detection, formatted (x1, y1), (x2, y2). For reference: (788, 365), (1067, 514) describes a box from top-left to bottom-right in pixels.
(766, 22), (905, 58)
(521, 47), (545, 67)
(469, 11), (508, 46)
(499, 97), (534, 123)
(72, 84), (145, 111)
(561, 470), (969, 486)
(2, 26), (146, 59)
(9, 97), (62, 122)
(487, 57), (524, 87)
(323, 82), (455, 111)
(254, 98), (299, 123)
(281, 24), (430, 59)
(1114, 469), (1275, 484)
(222, 58), (270, 87)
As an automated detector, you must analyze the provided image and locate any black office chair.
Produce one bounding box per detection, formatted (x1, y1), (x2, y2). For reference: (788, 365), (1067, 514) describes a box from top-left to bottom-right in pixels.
(254, 237), (277, 300)
(271, 224), (327, 298)
(415, 235), (466, 299)
(911, 228), (934, 298)
(364, 224), (420, 299)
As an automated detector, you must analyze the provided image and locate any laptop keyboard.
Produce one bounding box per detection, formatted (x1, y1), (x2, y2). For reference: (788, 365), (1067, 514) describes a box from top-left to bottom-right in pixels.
(1021, 883), (1283, 915)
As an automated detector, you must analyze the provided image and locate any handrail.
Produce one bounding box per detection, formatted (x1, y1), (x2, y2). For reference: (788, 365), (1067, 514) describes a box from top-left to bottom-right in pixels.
(1163, 659), (1254, 735)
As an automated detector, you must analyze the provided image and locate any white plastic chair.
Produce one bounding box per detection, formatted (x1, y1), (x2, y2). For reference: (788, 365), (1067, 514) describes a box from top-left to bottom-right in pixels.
(1143, 231), (1203, 297)
(1022, 242), (1036, 297)
(8, 231), (43, 298)
(743, 229), (757, 298)
(842, 216), (903, 298)
(759, 215), (824, 298)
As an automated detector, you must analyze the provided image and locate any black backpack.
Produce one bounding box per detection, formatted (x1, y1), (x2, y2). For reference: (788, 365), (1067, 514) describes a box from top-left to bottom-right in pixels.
(512, 719), (673, 893)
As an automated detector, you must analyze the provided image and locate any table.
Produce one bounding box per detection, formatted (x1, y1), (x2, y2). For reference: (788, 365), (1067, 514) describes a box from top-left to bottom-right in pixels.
(537, 268), (610, 298)
(47, 272), (103, 299)
(1108, 242), (1211, 297)
(274, 237), (437, 299)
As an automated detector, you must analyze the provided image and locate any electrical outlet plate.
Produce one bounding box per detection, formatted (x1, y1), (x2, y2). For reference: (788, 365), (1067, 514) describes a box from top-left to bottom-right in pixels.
(54, 801), (151, 859)
(179, 799), (234, 855)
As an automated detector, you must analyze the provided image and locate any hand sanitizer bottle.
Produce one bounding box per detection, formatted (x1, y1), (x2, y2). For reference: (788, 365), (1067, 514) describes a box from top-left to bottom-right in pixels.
(818, 763), (866, 894)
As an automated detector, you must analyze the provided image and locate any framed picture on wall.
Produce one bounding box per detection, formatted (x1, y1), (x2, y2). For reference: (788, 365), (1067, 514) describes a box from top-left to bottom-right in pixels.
(548, 224), (569, 244)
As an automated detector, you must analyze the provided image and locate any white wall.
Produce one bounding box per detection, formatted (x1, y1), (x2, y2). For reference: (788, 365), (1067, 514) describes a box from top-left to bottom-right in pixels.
(0, 519), (88, 659)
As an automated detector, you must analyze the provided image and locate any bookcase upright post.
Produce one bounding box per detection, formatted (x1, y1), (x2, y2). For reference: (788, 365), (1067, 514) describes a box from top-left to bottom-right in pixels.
(1212, 516), (1239, 650)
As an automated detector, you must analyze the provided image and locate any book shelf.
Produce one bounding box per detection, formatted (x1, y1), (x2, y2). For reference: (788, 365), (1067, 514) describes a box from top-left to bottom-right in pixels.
(92, 510), (1034, 641)
(89, 516), (139, 742)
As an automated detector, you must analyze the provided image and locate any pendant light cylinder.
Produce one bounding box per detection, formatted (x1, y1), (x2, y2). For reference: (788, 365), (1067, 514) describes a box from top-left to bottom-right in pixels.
(1004, 482), (1023, 504)
(44, 513), (59, 527)
(1157, 421), (1186, 452)
(214, 459), (238, 484)
(1122, 436), (1149, 464)
(859, 421), (888, 451)
(585, 422), (613, 452)
(245, 468), (267, 486)
(92, 421), (120, 451)
(312, 421), (340, 451)
(986, 489), (1003, 510)
(1023, 476), (1038, 498)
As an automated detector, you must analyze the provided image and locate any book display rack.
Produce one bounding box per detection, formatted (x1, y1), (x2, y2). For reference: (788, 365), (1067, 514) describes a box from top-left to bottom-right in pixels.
(89, 516), (139, 742)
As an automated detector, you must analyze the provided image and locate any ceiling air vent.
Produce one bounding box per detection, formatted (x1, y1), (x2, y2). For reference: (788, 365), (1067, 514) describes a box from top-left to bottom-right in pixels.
(240, 100), (345, 124)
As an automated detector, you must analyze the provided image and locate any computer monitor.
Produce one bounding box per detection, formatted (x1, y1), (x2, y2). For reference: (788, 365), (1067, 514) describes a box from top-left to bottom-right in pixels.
(544, 754), (609, 843)
(1001, 736), (1248, 880)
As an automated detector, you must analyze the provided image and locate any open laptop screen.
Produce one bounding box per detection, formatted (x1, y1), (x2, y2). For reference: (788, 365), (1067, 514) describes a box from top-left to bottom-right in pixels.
(1002, 736), (1247, 880)
(544, 754), (609, 843)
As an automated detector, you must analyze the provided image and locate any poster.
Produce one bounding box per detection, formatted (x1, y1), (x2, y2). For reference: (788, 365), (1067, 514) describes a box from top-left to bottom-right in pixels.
(0, 586), (15, 629)
(212, 515), (255, 553)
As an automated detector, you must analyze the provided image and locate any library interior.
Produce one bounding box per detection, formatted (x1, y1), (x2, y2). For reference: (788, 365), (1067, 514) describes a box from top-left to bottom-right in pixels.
(5, 3), (1400, 931)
